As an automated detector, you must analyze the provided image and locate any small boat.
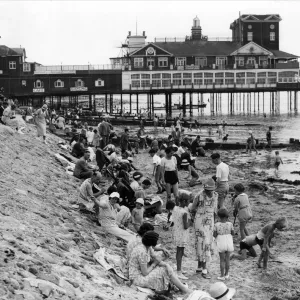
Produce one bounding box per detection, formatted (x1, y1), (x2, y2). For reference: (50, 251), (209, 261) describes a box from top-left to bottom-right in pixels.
(175, 103), (207, 109)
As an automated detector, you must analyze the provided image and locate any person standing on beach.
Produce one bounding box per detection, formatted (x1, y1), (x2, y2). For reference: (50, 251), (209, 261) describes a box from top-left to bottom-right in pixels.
(33, 104), (49, 144)
(246, 130), (258, 154)
(120, 128), (130, 152)
(211, 153), (229, 209)
(98, 118), (110, 149)
(274, 150), (284, 176)
(266, 126), (272, 151)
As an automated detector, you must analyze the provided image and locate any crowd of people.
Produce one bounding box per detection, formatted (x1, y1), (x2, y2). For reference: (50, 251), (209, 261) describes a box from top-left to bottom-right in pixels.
(0, 99), (288, 299)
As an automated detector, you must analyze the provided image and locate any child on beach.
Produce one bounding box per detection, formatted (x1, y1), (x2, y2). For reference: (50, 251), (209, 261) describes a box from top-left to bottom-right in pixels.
(86, 127), (95, 147)
(256, 217), (287, 269)
(213, 208), (234, 280)
(274, 151), (283, 175)
(233, 183), (252, 240)
(131, 198), (145, 231)
(166, 199), (191, 280)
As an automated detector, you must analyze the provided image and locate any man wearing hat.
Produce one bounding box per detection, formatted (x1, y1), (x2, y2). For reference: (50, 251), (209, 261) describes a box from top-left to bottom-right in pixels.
(33, 103), (50, 144)
(97, 192), (134, 242)
(130, 171), (143, 191)
(209, 282), (236, 300)
(190, 178), (218, 278)
(181, 146), (200, 182)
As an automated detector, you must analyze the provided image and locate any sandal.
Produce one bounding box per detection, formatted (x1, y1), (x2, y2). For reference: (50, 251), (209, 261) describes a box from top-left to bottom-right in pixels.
(196, 268), (203, 273)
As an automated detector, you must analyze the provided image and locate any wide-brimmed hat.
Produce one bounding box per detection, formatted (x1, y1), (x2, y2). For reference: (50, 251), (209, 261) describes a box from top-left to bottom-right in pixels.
(133, 171), (143, 180)
(209, 282), (236, 300)
(248, 130), (252, 134)
(136, 198), (144, 206)
(204, 178), (215, 191)
(181, 159), (190, 166)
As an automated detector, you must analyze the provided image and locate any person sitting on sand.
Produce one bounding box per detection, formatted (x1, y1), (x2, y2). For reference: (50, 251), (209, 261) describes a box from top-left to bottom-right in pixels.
(128, 231), (190, 294)
(97, 191), (134, 242)
(73, 150), (95, 179)
(130, 171), (143, 192)
(191, 135), (206, 157)
(180, 147), (201, 182)
(71, 136), (85, 158)
(78, 171), (105, 211)
(126, 223), (169, 261)
(131, 198), (145, 232)
(231, 217), (287, 269)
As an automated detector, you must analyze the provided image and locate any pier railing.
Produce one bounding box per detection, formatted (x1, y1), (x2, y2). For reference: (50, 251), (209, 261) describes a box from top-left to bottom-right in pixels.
(34, 64), (122, 74)
(153, 37), (235, 42)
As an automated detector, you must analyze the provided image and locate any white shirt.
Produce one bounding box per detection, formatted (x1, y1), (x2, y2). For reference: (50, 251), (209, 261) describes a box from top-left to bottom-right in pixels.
(216, 162), (229, 181)
(86, 131), (95, 143)
(153, 154), (161, 166)
(161, 156), (177, 171)
(176, 146), (185, 157)
(130, 180), (140, 191)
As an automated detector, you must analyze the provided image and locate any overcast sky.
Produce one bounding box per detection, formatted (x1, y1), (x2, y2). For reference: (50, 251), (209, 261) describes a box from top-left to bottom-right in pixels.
(0, 1), (298, 65)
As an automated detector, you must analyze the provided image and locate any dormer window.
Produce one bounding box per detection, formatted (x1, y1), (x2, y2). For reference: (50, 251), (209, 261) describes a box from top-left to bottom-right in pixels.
(34, 80), (44, 88)
(75, 79), (84, 87)
(158, 57), (168, 67)
(147, 58), (155, 67)
(134, 58), (144, 68)
(54, 79), (64, 88)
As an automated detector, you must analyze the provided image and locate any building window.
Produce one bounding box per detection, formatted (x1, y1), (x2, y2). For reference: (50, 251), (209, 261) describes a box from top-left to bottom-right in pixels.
(194, 79), (203, 85)
(247, 32), (253, 42)
(9, 61), (16, 69)
(141, 80), (150, 88)
(23, 63), (31, 72)
(147, 58), (155, 67)
(270, 32), (275, 41)
(152, 80), (161, 87)
(259, 56), (268, 67)
(235, 57), (244, 66)
(75, 79), (84, 87)
(152, 73), (161, 79)
(132, 81), (140, 88)
(131, 74), (140, 80)
(162, 80), (171, 87)
(158, 57), (168, 67)
(21, 80), (26, 86)
(134, 58), (144, 68)
(216, 57), (227, 66)
(183, 79), (192, 85)
(173, 79), (182, 86)
(195, 57), (207, 67)
(247, 57), (256, 65)
(141, 74), (150, 79)
(95, 78), (104, 87)
(54, 79), (64, 88)
(34, 80), (43, 88)
(175, 57), (186, 66)
(162, 73), (171, 79)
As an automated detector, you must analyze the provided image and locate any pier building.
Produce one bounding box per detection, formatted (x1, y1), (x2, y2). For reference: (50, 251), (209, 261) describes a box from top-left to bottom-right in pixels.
(0, 14), (299, 115)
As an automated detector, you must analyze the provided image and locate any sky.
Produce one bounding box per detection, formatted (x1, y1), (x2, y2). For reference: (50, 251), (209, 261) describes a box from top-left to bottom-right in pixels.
(0, 0), (299, 66)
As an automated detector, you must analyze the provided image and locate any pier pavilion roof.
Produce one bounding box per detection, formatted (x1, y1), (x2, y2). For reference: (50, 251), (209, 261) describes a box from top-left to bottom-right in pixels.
(152, 41), (241, 57)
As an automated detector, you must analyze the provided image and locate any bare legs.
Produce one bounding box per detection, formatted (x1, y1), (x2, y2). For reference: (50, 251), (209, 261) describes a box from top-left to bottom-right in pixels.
(239, 221), (250, 241)
(258, 249), (269, 269)
(176, 247), (184, 272)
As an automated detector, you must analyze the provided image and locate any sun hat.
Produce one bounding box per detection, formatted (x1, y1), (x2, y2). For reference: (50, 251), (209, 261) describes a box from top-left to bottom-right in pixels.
(136, 198), (144, 206)
(181, 159), (190, 166)
(248, 130), (252, 134)
(186, 290), (215, 300)
(42, 104), (48, 109)
(204, 178), (216, 191)
(133, 171), (143, 180)
(127, 156), (133, 162)
(209, 282), (236, 300)
(109, 192), (120, 199)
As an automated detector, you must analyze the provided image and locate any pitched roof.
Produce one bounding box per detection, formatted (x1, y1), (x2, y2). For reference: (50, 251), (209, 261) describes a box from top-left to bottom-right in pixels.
(0, 45), (24, 57)
(153, 41), (241, 57)
(269, 49), (298, 59)
(11, 48), (26, 58)
(240, 14), (281, 21)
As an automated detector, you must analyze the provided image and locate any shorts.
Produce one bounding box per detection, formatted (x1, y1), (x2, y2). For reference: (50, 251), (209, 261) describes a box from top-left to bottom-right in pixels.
(164, 171), (178, 185)
(275, 162), (280, 168)
(255, 236), (264, 246)
(240, 241), (252, 251)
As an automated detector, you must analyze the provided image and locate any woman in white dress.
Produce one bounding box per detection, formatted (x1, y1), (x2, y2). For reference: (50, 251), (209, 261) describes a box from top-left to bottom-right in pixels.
(33, 104), (49, 144)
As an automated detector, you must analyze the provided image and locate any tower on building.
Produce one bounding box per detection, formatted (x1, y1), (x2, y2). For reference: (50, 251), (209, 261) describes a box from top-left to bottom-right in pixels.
(191, 16), (202, 40)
